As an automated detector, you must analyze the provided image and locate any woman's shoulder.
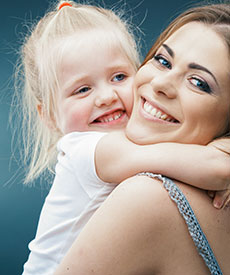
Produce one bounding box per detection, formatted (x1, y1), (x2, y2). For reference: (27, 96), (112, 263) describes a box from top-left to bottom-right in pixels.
(92, 175), (213, 273)
(119, 175), (230, 273)
(115, 175), (177, 221)
(120, 174), (230, 230)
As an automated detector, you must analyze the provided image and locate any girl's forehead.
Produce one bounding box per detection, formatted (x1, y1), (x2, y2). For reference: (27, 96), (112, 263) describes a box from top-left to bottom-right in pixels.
(58, 27), (123, 47)
(54, 29), (130, 63)
(54, 31), (135, 85)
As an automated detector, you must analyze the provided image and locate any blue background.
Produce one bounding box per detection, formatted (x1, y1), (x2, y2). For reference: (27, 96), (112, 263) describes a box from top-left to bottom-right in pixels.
(1, 0), (201, 274)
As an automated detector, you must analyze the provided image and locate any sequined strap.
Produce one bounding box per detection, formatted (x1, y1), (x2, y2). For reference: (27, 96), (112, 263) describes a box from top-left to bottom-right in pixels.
(138, 172), (222, 275)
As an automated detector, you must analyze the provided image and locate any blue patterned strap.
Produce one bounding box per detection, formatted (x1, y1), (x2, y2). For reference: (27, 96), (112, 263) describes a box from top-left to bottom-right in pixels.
(138, 172), (223, 275)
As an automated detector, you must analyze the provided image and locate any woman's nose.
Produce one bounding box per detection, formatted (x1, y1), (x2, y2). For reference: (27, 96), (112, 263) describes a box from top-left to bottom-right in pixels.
(150, 73), (177, 99)
(95, 87), (118, 107)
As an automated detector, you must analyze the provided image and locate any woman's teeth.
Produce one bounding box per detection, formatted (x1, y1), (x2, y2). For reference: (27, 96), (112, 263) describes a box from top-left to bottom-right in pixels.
(143, 101), (177, 123)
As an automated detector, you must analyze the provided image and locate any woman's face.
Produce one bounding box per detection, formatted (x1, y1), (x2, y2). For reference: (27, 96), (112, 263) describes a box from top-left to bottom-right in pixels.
(126, 22), (230, 145)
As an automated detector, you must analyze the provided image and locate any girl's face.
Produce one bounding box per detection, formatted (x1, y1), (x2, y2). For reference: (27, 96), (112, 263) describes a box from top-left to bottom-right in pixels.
(55, 29), (136, 134)
(126, 22), (230, 145)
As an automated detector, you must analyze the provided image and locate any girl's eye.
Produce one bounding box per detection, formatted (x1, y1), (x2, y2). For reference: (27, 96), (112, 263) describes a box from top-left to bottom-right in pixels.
(154, 55), (172, 69)
(112, 73), (126, 82)
(188, 77), (212, 94)
(73, 86), (91, 95)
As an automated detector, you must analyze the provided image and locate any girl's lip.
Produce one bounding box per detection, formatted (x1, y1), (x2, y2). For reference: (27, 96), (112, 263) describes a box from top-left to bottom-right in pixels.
(140, 97), (180, 124)
(91, 109), (127, 125)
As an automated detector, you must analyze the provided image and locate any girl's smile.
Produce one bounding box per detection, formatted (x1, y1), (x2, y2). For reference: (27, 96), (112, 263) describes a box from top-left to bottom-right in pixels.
(90, 109), (127, 125)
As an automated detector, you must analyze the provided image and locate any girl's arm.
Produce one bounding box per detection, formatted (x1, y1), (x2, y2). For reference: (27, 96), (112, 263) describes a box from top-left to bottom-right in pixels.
(95, 131), (230, 191)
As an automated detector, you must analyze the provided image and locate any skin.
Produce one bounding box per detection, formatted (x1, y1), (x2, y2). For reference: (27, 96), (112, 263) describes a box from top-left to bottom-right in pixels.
(126, 23), (230, 145)
(55, 22), (230, 274)
(55, 29), (136, 134)
(43, 28), (230, 206)
(55, 177), (230, 274)
(36, 26), (230, 207)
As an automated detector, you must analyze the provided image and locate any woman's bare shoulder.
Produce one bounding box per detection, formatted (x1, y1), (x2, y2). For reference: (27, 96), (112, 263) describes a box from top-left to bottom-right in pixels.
(115, 175), (174, 218)
(120, 175), (230, 273)
(55, 175), (230, 275)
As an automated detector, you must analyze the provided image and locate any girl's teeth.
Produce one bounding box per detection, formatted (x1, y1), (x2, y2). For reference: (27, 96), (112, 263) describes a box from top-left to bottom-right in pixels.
(97, 112), (122, 123)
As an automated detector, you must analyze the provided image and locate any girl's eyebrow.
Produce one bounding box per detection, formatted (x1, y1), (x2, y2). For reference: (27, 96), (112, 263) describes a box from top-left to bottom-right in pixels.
(63, 75), (87, 94)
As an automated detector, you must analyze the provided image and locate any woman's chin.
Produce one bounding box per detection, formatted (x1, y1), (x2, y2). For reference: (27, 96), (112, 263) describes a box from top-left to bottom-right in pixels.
(125, 128), (146, 145)
(125, 121), (158, 145)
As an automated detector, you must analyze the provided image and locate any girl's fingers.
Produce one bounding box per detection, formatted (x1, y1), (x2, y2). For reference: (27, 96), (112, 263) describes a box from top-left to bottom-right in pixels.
(213, 190), (230, 209)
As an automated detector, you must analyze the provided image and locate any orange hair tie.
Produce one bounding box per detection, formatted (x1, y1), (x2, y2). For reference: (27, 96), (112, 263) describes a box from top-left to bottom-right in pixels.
(58, 2), (72, 10)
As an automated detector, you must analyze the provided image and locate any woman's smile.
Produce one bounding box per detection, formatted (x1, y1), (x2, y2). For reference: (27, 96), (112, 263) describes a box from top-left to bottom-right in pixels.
(141, 97), (179, 124)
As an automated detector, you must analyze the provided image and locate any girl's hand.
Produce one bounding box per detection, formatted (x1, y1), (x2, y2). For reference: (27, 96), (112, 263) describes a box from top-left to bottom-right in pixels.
(207, 137), (230, 209)
(208, 190), (230, 209)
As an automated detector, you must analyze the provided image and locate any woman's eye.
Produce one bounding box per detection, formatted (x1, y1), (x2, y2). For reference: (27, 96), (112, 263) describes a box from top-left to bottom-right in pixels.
(112, 73), (126, 82)
(188, 77), (212, 94)
(73, 86), (90, 95)
(154, 55), (172, 69)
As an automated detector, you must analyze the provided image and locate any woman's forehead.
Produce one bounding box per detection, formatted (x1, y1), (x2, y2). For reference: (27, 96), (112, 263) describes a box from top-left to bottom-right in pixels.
(161, 22), (230, 76)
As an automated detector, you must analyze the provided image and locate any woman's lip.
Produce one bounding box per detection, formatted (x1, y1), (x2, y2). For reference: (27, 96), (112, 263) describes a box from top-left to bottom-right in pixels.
(140, 97), (180, 124)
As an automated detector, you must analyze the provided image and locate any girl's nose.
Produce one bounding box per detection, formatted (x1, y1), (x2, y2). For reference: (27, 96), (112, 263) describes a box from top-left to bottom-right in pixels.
(95, 87), (118, 107)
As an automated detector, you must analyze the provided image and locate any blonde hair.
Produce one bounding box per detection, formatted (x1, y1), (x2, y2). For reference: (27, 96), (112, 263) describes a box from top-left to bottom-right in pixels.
(14, 0), (141, 184)
(143, 2), (230, 138)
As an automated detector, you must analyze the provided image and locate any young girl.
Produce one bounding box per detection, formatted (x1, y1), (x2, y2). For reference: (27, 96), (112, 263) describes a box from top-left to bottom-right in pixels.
(19, 1), (139, 274)
(17, 1), (230, 274)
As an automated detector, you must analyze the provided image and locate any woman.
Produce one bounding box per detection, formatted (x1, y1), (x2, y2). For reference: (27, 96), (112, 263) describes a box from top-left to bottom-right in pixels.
(55, 3), (230, 274)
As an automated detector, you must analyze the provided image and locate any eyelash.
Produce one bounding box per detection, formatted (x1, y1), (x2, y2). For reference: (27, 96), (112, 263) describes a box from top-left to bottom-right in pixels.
(73, 86), (91, 95)
(188, 77), (212, 94)
(154, 54), (212, 94)
(154, 54), (172, 69)
(112, 73), (127, 82)
(72, 73), (127, 95)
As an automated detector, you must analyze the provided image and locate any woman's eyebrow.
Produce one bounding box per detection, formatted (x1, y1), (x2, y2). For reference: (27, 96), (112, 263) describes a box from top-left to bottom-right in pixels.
(162, 43), (218, 86)
(188, 63), (218, 86)
(162, 44), (174, 58)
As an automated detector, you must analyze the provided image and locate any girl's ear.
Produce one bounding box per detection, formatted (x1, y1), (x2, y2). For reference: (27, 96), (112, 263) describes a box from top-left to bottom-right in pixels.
(37, 104), (43, 118)
(37, 104), (56, 130)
